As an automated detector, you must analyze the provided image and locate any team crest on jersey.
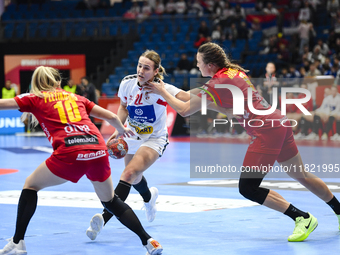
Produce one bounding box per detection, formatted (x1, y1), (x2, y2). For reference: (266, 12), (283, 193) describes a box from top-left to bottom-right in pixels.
(135, 108), (143, 116)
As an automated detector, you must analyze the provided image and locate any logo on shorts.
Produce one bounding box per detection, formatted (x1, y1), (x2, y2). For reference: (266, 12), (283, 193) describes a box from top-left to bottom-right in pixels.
(64, 135), (99, 147)
(77, 150), (106, 160)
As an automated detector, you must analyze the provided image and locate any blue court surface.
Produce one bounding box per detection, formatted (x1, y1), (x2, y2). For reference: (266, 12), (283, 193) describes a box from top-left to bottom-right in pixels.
(0, 135), (340, 255)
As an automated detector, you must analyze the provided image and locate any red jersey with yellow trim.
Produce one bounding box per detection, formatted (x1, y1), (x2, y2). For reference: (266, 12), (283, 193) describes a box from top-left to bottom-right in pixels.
(14, 89), (107, 154)
(199, 67), (284, 134)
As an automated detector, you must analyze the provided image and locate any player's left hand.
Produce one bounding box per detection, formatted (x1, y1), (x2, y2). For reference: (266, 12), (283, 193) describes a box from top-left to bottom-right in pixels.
(144, 79), (166, 95)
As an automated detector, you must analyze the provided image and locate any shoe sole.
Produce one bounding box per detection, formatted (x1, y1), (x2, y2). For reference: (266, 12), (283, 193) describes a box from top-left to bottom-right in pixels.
(91, 214), (104, 232)
(288, 218), (318, 242)
(150, 248), (163, 255)
(147, 188), (159, 222)
(86, 214), (104, 241)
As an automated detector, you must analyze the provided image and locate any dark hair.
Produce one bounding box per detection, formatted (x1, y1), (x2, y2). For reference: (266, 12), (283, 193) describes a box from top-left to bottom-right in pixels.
(198, 42), (248, 73)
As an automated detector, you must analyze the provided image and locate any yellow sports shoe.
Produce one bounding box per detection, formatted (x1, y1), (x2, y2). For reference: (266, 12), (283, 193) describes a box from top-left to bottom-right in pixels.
(288, 213), (318, 242)
(337, 214), (340, 231)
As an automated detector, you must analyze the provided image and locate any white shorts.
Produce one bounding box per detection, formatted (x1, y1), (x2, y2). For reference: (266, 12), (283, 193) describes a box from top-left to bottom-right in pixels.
(125, 136), (169, 157)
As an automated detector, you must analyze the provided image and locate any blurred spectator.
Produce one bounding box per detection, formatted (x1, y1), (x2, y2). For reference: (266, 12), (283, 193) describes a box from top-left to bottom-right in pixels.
(254, 1), (264, 12)
(190, 53), (200, 75)
(260, 62), (280, 104)
(284, 65), (302, 86)
(304, 86), (340, 140)
(321, 57), (333, 74)
(301, 58), (311, 72)
(165, 0), (176, 14)
(141, 1), (152, 18)
(77, 77), (98, 104)
(63, 79), (77, 94)
(187, 0), (203, 16)
(204, 0), (215, 14)
(291, 0), (303, 9)
(277, 43), (290, 66)
(154, 0), (165, 15)
(278, 67), (290, 87)
(333, 10), (340, 35)
(316, 39), (330, 56)
(124, 2), (141, 19)
(333, 38), (340, 55)
(301, 44), (310, 60)
(306, 63), (321, 76)
(226, 23), (238, 43)
(1, 80), (16, 99)
(219, 2), (235, 29)
(176, 0), (187, 14)
(308, 0), (320, 10)
(324, 65), (338, 77)
(300, 66), (307, 76)
(298, 1), (313, 22)
(174, 53), (192, 74)
(327, 0), (339, 18)
(194, 33), (207, 48)
(234, 4), (246, 23)
(260, 34), (279, 54)
(211, 25), (223, 41)
(298, 20), (314, 56)
(237, 21), (249, 40)
(307, 45), (326, 64)
(212, 0), (224, 20)
(198, 20), (210, 38)
(263, 2), (279, 15)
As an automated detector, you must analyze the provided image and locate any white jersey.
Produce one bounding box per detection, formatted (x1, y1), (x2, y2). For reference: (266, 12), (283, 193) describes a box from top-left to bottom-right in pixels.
(316, 94), (340, 115)
(118, 74), (181, 140)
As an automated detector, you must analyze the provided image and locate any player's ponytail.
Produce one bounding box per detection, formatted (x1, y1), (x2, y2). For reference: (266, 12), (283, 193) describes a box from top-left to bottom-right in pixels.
(198, 42), (248, 73)
(156, 64), (166, 80)
(141, 50), (167, 80)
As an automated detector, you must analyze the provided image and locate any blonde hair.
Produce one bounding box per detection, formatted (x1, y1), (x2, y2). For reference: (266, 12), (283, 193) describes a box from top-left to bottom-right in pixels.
(31, 66), (61, 98)
(198, 42), (248, 73)
(22, 66), (62, 127)
(141, 50), (167, 80)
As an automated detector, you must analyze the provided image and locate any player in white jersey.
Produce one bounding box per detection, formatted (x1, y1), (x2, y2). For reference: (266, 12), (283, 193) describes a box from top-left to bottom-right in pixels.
(304, 86), (340, 140)
(86, 50), (191, 242)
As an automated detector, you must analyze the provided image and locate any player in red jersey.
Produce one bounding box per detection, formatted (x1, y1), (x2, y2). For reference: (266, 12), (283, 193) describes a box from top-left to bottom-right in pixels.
(144, 42), (340, 242)
(0, 66), (163, 255)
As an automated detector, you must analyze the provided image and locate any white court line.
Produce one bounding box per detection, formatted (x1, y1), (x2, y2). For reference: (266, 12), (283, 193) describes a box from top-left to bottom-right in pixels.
(0, 190), (258, 213)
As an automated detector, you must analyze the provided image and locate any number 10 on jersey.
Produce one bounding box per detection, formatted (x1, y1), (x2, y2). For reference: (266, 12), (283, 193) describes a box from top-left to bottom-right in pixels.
(54, 99), (82, 124)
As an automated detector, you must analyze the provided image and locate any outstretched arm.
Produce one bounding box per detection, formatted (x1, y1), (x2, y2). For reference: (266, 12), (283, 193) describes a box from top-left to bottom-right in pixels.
(145, 80), (205, 117)
(0, 98), (19, 110)
(90, 105), (134, 138)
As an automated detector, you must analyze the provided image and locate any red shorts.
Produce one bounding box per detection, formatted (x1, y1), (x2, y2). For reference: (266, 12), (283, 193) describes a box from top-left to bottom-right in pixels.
(45, 149), (111, 183)
(247, 125), (298, 163)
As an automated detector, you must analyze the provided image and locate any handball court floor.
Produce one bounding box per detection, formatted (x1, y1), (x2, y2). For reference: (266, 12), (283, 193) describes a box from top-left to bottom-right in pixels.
(0, 135), (340, 255)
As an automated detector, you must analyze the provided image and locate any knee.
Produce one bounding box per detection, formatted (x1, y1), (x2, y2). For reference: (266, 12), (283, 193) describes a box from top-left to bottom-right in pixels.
(23, 177), (39, 191)
(238, 179), (255, 201)
(121, 167), (138, 183)
(238, 179), (269, 204)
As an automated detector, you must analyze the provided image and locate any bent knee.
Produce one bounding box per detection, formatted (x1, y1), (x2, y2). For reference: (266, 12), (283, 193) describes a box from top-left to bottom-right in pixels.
(121, 167), (141, 183)
(238, 180), (269, 204)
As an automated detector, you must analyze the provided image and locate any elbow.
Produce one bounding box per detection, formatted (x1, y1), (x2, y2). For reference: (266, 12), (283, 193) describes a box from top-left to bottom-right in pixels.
(178, 109), (190, 117)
